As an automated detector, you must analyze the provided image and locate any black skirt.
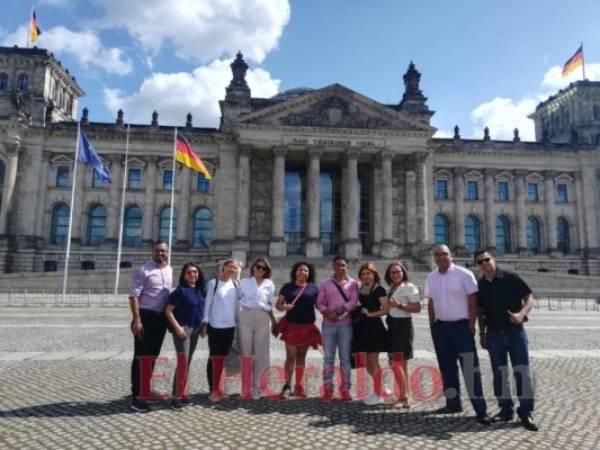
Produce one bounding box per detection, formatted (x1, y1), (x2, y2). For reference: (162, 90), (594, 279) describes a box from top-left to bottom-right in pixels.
(386, 316), (414, 360)
(352, 316), (388, 353)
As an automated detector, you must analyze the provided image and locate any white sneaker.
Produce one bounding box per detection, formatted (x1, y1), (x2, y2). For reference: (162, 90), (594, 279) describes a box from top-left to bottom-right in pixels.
(252, 391), (262, 400)
(363, 392), (383, 406)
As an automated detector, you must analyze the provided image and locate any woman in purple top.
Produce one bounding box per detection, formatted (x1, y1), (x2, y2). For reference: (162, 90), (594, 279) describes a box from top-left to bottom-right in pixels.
(165, 262), (206, 408)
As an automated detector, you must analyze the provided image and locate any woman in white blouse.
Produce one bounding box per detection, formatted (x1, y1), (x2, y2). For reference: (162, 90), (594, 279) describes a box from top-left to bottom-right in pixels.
(238, 257), (276, 400)
(384, 261), (422, 408)
(200, 258), (241, 402)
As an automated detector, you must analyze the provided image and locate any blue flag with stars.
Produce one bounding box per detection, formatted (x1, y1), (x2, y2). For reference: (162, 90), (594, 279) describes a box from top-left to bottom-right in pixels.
(77, 130), (111, 183)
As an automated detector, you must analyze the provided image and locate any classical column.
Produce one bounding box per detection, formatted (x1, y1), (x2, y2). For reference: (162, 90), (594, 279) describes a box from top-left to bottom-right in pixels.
(233, 145), (251, 263)
(142, 157), (157, 244)
(0, 141), (21, 236)
(404, 158), (417, 246)
(340, 149), (362, 259)
(483, 169), (497, 250)
(305, 147), (323, 257)
(34, 152), (51, 239)
(380, 150), (397, 257)
(370, 156), (383, 256)
(414, 152), (430, 244)
(513, 170), (528, 252)
(574, 171), (586, 252)
(268, 146), (287, 257)
(106, 155), (123, 244)
(580, 165), (598, 252)
(453, 166), (466, 253)
(177, 167), (191, 247)
(543, 171), (558, 254)
(70, 154), (87, 244)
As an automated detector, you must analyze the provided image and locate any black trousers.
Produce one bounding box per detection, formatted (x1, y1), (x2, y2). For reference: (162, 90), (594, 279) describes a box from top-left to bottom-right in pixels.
(206, 325), (235, 392)
(131, 309), (167, 400)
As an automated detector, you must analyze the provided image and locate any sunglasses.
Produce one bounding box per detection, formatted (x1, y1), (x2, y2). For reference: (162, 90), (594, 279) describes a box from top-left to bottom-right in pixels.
(255, 265), (268, 271)
(476, 257), (491, 265)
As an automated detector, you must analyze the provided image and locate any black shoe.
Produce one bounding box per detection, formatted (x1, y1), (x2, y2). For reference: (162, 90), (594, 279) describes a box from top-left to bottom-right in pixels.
(433, 405), (463, 414)
(130, 399), (151, 413)
(476, 414), (492, 425)
(279, 383), (291, 399)
(491, 411), (514, 423)
(520, 415), (538, 432)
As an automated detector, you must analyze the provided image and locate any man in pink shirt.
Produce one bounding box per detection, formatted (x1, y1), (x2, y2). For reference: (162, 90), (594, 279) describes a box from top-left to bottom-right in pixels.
(317, 256), (359, 401)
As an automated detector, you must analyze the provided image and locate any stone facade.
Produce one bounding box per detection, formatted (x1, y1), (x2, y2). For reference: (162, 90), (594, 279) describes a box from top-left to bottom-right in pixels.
(1, 47), (600, 275)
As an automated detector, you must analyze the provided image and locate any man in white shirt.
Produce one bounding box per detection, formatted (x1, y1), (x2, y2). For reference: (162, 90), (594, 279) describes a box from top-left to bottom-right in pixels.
(425, 244), (490, 425)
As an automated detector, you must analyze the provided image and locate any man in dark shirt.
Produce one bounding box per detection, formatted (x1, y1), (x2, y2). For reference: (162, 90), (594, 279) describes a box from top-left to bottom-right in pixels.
(475, 250), (538, 432)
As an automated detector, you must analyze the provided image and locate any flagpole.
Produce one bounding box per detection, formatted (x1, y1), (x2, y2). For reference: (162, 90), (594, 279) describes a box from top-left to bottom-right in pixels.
(26, 5), (33, 48)
(581, 42), (586, 80)
(62, 121), (81, 300)
(168, 127), (177, 267)
(114, 123), (130, 295)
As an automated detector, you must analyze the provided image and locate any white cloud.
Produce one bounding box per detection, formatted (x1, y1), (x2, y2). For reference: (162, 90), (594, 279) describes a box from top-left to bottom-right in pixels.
(1, 25), (133, 75)
(92, 0), (290, 63)
(433, 129), (453, 139)
(470, 62), (600, 141)
(103, 58), (280, 127)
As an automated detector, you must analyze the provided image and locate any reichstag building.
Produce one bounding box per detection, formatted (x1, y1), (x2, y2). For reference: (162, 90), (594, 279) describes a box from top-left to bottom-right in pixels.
(1, 46), (599, 274)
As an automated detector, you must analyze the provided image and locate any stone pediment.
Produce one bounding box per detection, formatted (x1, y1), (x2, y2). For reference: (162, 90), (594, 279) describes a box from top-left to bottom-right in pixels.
(235, 84), (435, 134)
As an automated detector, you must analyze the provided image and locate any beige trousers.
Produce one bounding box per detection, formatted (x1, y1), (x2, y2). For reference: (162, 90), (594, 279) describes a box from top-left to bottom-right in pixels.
(238, 307), (271, 395)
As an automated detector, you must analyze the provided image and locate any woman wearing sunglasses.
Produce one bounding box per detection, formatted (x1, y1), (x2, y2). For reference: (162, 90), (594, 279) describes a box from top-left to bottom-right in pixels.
(238, 257), (276, 400)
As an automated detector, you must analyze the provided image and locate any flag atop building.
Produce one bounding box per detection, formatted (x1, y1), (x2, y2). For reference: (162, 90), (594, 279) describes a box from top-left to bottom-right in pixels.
(30, 10), (42, 43)
(175, 135), (212, 180)
(78, 130), (111, 183)
(562, 46), (584, 77)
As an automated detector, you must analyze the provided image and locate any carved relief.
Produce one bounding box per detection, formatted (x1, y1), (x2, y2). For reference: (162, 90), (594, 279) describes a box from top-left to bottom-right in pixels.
(277, 96), (395, 129)
(249, 155), (273, 239)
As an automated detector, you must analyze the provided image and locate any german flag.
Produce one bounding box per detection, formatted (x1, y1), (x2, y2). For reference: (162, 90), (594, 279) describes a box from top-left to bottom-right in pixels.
(30, 10), (42, 43)
(562, 46), (583, 77)
(175, 135), (212, 180)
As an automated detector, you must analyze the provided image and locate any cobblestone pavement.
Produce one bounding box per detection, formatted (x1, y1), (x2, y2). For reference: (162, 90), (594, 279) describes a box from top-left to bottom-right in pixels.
(1, 307), (600, 449)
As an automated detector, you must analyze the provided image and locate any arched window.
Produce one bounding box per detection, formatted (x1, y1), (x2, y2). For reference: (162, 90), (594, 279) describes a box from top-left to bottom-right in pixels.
(465, 215), (481, 253)
(0, 73), (8, 91)
(51, 203), (70, 245)
(123, 205), (143, 247)
(433, 214), (449, 245)
(158, 207), (177, 242)
(87, 205), (107, 246)
(527, 217), (541, 254)
(556, 217), (570, 253)
(495, 215), (511, 253)
(193, 208), (213, 248)
(17, 74), (28, 91)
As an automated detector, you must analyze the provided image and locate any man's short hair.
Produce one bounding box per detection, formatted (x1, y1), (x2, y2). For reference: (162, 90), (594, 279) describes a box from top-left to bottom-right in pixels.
(473, 249), (491, 262)
(152, 240), (169, 248)
(333, 255), (347, 265)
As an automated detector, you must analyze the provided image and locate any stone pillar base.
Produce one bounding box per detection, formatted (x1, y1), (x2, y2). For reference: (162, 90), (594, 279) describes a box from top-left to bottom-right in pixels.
(547, 248), (563, 258)
(304, 238), (323, 258)
(453, 246), (470, 257)
(232, 239), (250, 265)
(340, 239), (362, 260)
(517, 247), (532, 257)
(269, 239), (287, 257)
(380, 241), (398, 258)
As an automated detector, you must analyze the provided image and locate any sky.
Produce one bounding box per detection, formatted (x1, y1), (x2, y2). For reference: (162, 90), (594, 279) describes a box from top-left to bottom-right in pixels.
(2, 0), (600, 141)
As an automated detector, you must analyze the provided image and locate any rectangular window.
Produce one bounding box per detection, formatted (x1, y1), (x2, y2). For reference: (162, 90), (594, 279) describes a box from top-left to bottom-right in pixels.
(527, 183), (539, 202)
(436, 180), (448, 200)
(56, 166), (70, 188)
(496, 181), (509, 201)
(163, 170), (173, 190)
(556, 183), (568, 203)
(466, 180), (478, 200)
(197, 173), (210, 192)
(128, 168), (141, 189)
(92, 170), (108, 188)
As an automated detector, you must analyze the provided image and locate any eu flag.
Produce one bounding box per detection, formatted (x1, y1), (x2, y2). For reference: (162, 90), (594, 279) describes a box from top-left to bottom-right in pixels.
(77, 130), (111, 183)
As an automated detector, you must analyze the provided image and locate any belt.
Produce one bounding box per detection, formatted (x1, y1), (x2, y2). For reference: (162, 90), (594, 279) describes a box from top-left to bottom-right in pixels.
(435, 319), (468, 324)
(140, 308), (164, 316)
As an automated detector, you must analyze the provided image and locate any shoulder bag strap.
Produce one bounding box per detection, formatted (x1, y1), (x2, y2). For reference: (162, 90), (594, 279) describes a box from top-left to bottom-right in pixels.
(331, 279), (351, 303)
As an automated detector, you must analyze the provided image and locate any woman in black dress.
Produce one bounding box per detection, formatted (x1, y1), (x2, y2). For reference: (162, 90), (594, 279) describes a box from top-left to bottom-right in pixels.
(353, 262), (389, 405)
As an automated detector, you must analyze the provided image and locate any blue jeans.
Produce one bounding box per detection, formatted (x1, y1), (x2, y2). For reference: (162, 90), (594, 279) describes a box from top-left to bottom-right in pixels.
(431, 320), (487, 416)
(487, 327), (534, 418)
(322, 324), (353, 393)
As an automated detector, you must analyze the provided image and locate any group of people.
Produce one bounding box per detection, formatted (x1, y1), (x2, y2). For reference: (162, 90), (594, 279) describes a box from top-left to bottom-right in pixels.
(127, 240), (537, 432)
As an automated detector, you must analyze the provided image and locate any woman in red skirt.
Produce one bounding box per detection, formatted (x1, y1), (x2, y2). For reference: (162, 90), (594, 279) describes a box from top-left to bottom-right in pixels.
(274, 261), (321, 398)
